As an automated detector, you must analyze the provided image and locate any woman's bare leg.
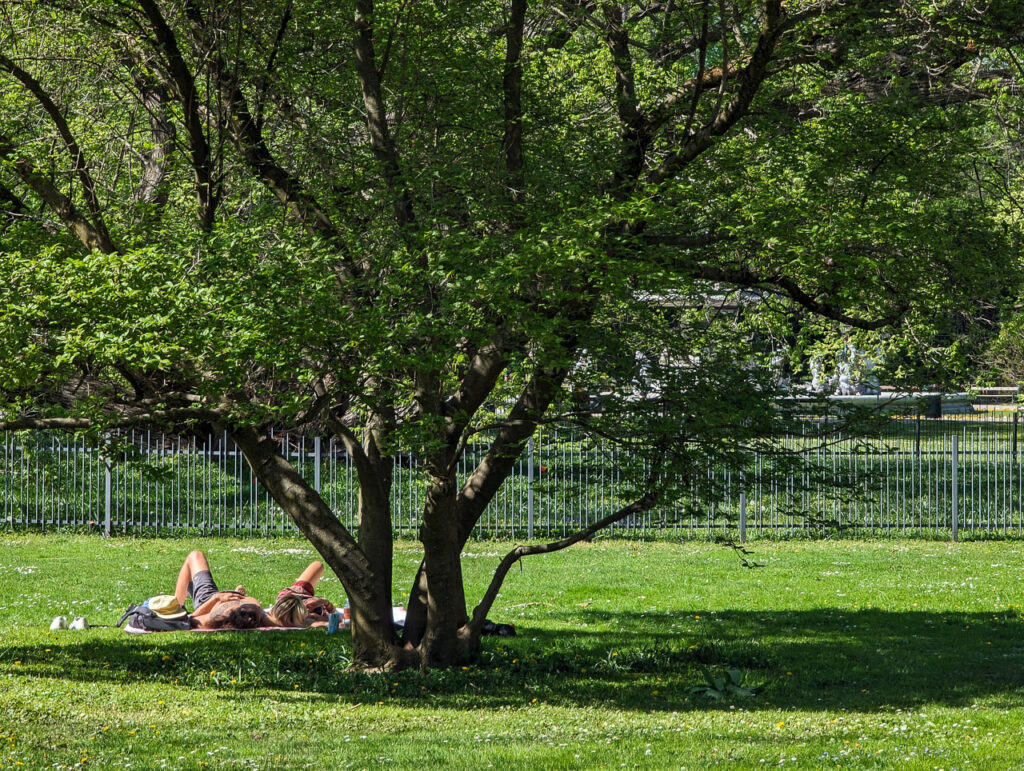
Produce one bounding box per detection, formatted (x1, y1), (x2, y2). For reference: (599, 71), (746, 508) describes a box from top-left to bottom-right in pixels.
(174, 550), (212, 604)
(295, 561), (325, 590)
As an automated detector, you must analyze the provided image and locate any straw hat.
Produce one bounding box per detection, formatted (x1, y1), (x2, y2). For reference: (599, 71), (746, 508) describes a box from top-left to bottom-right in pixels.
(147, 595), (188, 620)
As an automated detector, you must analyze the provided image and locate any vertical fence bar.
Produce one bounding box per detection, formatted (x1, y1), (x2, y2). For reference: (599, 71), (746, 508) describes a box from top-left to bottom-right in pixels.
(952, 433), (959, 543)
(314, 436), (322, 494)
(1013, 410), (1019, 466)
(527, 437), (535, 540)
(738, 474), (747, 545)
(103, 455), (112, 537)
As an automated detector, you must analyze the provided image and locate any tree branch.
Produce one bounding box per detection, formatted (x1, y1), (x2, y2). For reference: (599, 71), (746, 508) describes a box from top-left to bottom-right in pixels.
(454, 355), (575, 538)
(0, 54), (115, 251)
(229, 426), (382, 604)
(443, 339), (511, 440)
(680, 0), (710, 137)
(353, 0), (415, 227)
(0, 180), (29, 219)
(601, 2), (646, 191)
(255, 0), (294, 134)
(692, 263), (907, 330)
(0, 405), (223, 432)
(0, 132), (112, 252)
(647, 0), (785, 185)
(467, 491), (659, 633)
(136, 0), (219, 230)
(503, 0), (527, 213)
(124, 54), (176, 212)
(641, 229), (732, 248)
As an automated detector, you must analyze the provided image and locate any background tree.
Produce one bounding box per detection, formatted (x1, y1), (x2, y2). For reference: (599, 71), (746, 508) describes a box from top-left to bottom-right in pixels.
(1, 0), (1020, 669)
(973, 43), (1024, 387)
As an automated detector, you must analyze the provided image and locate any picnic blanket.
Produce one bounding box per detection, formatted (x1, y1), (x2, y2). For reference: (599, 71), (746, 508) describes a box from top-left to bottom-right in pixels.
(123, 607), (406, 633)
(123, 624), (312, 634)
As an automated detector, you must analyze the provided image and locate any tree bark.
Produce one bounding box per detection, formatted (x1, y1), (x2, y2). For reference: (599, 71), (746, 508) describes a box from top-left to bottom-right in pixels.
(416, 473), (470, 665)
(230, 426), (401, 668)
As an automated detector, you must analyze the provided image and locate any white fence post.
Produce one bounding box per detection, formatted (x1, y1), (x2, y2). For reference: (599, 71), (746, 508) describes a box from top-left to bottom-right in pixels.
(951, 433), (959, 543)
(103, 455), (112, 538)
(314, 436), (322, 493)
(527, 437), (535, 539)
(738, 469), (747, 544)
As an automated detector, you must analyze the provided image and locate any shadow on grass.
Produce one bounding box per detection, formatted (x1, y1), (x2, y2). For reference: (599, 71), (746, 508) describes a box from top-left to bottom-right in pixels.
(5, 607), (1024, 712)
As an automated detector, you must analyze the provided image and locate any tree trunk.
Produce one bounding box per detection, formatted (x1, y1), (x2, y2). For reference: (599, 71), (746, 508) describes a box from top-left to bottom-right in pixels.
(230, 427), (401, 668)
(401, 360), (575, 653)
(415, 473), (471, 667)
(356, 417), (394, 613)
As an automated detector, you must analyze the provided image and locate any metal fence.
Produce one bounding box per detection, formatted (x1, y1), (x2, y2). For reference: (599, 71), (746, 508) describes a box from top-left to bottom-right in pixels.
(1, 412), (1021, 539)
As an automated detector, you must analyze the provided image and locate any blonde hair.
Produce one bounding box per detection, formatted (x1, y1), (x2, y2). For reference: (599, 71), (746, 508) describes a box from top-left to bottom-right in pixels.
(271, 592), (309, 627)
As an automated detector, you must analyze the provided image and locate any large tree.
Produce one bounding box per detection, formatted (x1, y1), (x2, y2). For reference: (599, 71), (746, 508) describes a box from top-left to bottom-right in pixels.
(1, 1), (1020, 668)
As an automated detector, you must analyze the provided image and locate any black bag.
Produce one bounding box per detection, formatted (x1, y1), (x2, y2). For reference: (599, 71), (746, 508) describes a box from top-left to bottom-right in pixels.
(481, 619), (516, 637)
(116, 604), (191, 632)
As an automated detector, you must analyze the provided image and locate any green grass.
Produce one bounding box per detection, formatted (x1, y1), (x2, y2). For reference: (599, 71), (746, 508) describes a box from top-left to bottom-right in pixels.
(3, 535), (1024, 768)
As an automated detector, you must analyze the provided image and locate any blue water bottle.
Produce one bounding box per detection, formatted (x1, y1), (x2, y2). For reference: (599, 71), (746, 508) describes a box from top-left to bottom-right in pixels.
(327, 609), (342, 634)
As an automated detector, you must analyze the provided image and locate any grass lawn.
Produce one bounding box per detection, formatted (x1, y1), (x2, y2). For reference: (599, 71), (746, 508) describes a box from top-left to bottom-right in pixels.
(2, 534), (1024, 769)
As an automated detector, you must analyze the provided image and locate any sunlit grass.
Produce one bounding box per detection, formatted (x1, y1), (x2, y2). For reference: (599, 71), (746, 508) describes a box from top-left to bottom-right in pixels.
(2, 534), (1024, 768)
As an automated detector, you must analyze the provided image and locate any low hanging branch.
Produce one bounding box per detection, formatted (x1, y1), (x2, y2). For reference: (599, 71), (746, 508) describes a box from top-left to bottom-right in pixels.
(466, 490), (660, 635)
(0, 404), (225, 432)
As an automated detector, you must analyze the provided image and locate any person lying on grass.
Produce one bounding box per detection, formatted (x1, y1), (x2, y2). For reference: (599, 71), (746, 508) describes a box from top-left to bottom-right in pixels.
(273, 558), (337, 624)
(174, 550), (335, 629)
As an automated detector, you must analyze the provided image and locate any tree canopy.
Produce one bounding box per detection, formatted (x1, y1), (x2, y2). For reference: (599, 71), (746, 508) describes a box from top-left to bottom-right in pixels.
(1, 0), (1022, 668)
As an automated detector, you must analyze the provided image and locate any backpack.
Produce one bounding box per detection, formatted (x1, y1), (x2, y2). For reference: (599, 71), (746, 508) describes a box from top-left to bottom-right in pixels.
(116, 603), (192, 632)
(481, 619), (516, 637)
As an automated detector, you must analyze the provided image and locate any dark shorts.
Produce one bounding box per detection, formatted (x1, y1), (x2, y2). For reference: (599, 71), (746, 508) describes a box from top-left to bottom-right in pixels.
(187, 570), (219, 608)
